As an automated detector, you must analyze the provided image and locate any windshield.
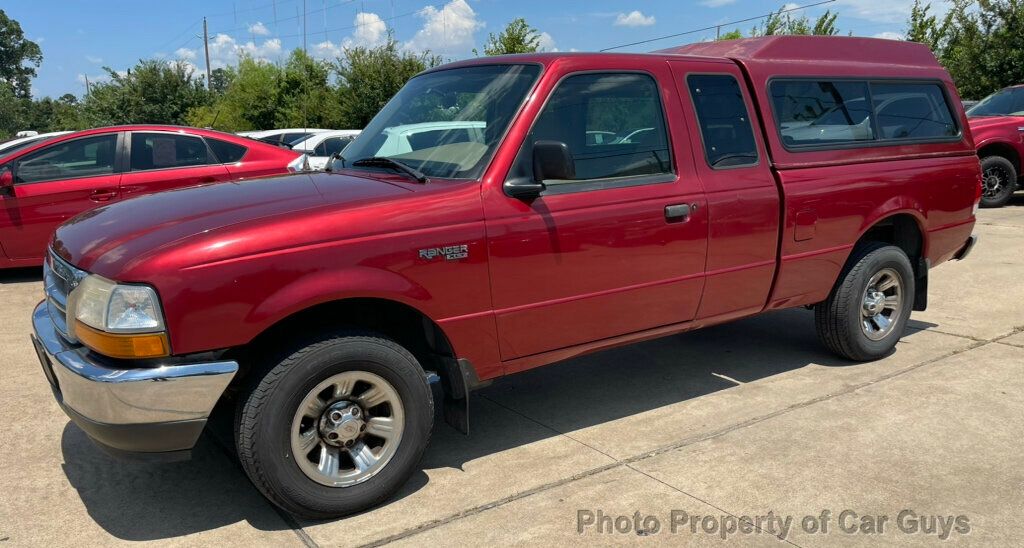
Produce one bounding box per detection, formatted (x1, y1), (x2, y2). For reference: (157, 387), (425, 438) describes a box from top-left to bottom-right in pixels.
(967, 88), (1024, 117)
(341, 64), (541, 179)
(0, 135), (58, 158)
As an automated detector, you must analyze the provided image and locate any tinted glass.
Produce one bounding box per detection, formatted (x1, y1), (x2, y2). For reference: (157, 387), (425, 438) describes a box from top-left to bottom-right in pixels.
(526, 72), (671, 183)
(0, 135), (59, 157)
(342, 64), (541, 179)
(283, 133), (314, 146)
(771, 80), (873, 147)
(207, 138), (248, 163)
(688, 74), (758, 167)
(967, 87), (1024, 117)
(871, 83), (957, 140)
(16, 134), (117, 183)
(314, 136), (354, 156)
(130, 133), (212, 170)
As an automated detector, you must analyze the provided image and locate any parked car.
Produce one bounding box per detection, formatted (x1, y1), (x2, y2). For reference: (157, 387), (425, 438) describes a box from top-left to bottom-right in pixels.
(0, 131), (72, 158)
(32, 37), (980, 519)
(0, 125), (305, 267)
(291, 130), (361, 170)
(966, 84), (1024, 207)
(239, 128), (331, 148)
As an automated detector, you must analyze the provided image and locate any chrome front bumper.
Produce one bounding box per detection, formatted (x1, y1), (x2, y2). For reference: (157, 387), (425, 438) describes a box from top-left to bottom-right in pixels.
(31, 300), (238, 457)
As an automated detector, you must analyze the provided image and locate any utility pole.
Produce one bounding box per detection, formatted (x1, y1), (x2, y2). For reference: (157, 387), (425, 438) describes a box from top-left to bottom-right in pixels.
(84, 74), (91, 97)
(203, 17), (212, 91)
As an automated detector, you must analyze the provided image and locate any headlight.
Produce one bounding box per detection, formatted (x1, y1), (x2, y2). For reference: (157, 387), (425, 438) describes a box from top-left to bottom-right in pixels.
(68, 275), (170, 358)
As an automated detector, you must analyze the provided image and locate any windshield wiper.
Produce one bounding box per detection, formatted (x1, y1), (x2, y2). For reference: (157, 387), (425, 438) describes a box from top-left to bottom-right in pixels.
(351, 157), (428, 183)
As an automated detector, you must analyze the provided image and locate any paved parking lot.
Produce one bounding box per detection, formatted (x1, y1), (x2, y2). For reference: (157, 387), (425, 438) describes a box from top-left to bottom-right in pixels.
(1, 200), (1022, 547)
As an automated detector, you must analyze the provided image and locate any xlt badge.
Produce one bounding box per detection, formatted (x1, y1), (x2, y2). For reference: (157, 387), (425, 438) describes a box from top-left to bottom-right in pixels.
(419, 244), (469, 261)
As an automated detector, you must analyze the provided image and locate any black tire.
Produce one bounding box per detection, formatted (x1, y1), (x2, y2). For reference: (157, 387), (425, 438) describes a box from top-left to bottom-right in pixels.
(979, 155), (1018, 208)
(235, 331), (433, 519)
(815, 243), (915, 361)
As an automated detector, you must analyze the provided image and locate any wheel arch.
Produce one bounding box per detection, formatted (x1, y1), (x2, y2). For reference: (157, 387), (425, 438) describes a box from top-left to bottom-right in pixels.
(977, 140), (1021, 174)
(850, 211), (928, 311)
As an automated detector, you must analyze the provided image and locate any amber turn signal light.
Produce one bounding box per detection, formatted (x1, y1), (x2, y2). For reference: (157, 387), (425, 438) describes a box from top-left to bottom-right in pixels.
(74, 321), (171, 359)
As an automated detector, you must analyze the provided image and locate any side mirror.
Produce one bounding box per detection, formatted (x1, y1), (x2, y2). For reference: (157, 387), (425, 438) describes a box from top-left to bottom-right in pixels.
(0, 166), (13, 193)
(532, 140), (575, 182)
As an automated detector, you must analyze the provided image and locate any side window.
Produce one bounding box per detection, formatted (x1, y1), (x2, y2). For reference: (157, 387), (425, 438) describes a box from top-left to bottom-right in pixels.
(16, 134), (117, 184)
(130, 133), (212, 171)
(770, 80), (873, 147)
(207, 138), (248, 163)
(687, 74), (758, 168)
(871, 83), (957, 140)
(526, 72), (671, 184)
(1010, 88), (1024, 116)
(315, 137), (353, 157)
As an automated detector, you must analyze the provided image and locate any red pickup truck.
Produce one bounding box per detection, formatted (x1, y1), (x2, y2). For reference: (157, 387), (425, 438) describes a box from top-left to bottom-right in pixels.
(966, 85), (1024, 207)
(31, 37), (980, 519)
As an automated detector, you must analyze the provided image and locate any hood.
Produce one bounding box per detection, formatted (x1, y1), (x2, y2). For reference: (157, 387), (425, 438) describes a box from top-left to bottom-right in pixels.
(53, 172), (410, 274)
(968, 115), (1024, 131)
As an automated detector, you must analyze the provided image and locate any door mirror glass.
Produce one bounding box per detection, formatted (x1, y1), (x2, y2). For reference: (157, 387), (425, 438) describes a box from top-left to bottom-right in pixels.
(532, 140), (575, 182)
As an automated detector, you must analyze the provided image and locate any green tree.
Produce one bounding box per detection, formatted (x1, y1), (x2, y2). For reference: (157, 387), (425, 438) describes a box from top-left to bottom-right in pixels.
(749, 7), (840, 37)
(82, 59), (209, 126)
(0, 10), (42, 98)
(716, 29), (744, 41)
(905, 0), (1024, 99)
(475, 18), (543, 56)
(187, 57), (280, 131)
(276, 49), (340, 128)
(334, 36), (441, 128)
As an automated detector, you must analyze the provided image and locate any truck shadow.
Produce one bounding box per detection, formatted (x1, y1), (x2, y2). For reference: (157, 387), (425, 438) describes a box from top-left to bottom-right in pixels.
(0, 266), (42, 284)
(60, 307), (938, 539)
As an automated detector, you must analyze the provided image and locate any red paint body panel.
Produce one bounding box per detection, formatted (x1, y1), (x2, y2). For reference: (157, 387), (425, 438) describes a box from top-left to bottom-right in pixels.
(0, 125), (299, 267)
(48, 37), (981, 384)
(969, 114), (1024, 179)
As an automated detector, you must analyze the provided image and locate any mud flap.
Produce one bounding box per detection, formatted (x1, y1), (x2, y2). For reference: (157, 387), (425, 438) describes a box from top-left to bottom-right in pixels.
(434, 357), (488, 435)
(913, 257), (929, 312)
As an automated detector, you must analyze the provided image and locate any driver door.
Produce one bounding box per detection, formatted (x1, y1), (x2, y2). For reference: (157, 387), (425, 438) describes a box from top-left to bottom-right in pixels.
(0, 133), (123, 260)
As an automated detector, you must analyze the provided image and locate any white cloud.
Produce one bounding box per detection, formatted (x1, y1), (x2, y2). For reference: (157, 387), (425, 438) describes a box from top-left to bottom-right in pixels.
(248, 21), (270, 36)
(614, 10), (656, 27)
(537, 31), (557, 52)
(174, 47), (197, 60)
(405, 0), (484, 55)
(309, 12), (388, 60)
(873, 31), (904, 40)
(781, 2), (800, 10)
(85, 55), (103, 64)
(700, 0), (736, 7)
(174, 34), (283, 69)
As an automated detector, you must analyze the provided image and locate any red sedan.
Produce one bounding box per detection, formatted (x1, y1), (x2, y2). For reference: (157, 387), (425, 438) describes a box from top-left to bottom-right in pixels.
(0, 125), (304, 267)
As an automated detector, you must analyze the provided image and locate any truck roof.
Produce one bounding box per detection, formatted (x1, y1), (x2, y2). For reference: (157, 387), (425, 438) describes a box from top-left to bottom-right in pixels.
(659, 35), (941, 70)
(433, 36), (942, 74)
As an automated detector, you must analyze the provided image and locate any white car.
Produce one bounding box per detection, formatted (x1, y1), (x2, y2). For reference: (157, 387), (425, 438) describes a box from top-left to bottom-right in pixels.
(238, 128), (331, 148)
(372, 121), (486, 156)
(291, 130), (361, 170)
(0, 131), (72, 159)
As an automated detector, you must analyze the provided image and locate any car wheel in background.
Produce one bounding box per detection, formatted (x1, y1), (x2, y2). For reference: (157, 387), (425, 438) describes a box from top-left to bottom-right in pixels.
(979, 155), (1018, 208)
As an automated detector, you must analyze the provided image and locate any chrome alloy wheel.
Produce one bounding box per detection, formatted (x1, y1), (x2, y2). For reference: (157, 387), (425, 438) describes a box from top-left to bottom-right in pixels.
(983, 165), (1010, 198)
(290, 371), (405, 487)
(861, 268), (903, 341)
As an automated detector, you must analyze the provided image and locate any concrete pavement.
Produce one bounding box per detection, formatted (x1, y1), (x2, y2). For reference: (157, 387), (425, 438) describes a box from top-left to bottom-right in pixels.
(1, 199), (1021, 547)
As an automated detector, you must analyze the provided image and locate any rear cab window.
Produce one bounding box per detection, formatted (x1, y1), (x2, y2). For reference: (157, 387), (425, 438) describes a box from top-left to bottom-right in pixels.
(769, 79), (960, 150)
(207, 138), (248, 163)
(687, 74), (759, 168)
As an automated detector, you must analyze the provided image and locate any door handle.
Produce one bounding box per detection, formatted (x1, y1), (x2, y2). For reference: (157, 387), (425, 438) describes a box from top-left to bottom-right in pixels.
(665, 203), (692, 221)
(89, 189), (117, 202)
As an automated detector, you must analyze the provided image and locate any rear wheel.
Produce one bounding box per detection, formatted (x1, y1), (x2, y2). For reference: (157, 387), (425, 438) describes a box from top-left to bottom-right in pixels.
(980, 155), (1018, 208)
(815, 243), (915, 361)
(235, 332), (433, 519)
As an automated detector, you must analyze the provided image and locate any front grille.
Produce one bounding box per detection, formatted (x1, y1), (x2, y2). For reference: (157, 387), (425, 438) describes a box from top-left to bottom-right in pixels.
(44, 250), (88, 342)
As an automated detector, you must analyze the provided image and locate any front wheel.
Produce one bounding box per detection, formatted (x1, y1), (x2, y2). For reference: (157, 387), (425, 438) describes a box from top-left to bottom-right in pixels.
(235, 332), (434, 519)
(815, 243), (915, 361)
(979, 155), (1018, 208)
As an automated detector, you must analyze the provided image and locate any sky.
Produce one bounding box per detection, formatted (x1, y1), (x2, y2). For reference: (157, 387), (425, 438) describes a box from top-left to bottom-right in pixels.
(4, 0), (929, 98)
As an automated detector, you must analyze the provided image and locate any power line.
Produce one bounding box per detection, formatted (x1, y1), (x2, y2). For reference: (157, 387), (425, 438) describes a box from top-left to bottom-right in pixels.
(600, 0), (839, 52)
(208, 0), (359, 37)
